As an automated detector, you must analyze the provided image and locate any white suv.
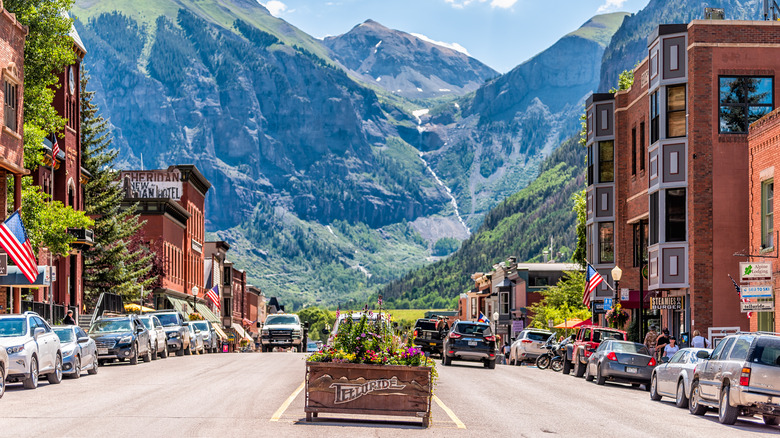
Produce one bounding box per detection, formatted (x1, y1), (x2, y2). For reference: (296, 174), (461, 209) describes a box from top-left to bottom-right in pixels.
(0, 312), (63, 389)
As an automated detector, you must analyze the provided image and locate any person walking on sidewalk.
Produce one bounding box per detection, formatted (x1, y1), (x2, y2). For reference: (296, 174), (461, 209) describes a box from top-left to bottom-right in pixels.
(691, 330), (711, 348)
(655, 328), (670, 360)
(663, 337), (679, 359)
(62, 310), (76, 325)
(644, 325), (658, 359)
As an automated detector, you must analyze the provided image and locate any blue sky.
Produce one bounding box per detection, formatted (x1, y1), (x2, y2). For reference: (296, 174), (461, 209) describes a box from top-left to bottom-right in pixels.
(260, 0), (649, 73)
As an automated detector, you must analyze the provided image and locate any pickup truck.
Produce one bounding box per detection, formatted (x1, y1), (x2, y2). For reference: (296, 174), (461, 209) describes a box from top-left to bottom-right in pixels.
(562, 325), (627, 377)
(261, 314), (306, 352)
(412, 318), (449, 357)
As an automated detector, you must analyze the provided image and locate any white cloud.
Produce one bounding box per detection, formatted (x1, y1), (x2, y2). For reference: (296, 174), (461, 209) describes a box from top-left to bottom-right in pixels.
(444, 0), (516, 9)
(411, 32), (471, 56)
(490, 0), (518, 8)
(597, 0), (627, 13)
(261, 1), (287, 16)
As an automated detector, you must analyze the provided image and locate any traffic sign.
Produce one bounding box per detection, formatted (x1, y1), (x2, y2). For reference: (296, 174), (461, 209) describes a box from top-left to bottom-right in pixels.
(740, 285), (773, 299)
(741, 301), (775, 312)
(604, 298), (613, 311)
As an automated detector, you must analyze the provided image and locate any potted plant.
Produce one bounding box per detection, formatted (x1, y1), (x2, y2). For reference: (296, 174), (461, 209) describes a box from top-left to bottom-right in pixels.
(305, 300), (436, 427)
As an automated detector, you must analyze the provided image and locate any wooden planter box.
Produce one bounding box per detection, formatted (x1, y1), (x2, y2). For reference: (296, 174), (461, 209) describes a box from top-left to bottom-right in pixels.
(305, 361), (433, 427)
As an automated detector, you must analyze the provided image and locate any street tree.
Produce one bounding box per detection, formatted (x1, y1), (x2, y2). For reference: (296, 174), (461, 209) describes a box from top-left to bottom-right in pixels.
(528, 271), (590, 330)
(296, 306), (335, 341)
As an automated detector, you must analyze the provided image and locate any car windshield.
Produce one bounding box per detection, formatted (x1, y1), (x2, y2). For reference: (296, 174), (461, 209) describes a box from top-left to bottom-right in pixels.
(597, 330), (624, 341)
(456, 323), (491, 335)
(193, 322), (209, 331)
(266, 315), (298, 325)
(90, 320), (133, 333)
(154, 314), (180, 327)
(139, 318), (154, 330)
(0, 318), (27, 337)
(526, 332), (552, 341)
(307, 342), (318, 348)
(750, 337), (780, 367)
(611, 342), (649, 355)
(415, 321), (438, 331)
(53, 328), (76, 343)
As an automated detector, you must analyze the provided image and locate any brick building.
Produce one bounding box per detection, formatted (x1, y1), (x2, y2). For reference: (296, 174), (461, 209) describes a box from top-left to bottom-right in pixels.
(586, 19), (780, 340)
(747, 108), (780, 333)
(0, 4), (26, 314)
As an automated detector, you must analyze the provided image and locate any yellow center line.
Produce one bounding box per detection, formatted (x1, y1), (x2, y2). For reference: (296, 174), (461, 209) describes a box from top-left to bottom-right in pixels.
(433, 395), (466, 429)
(270, 381), (305, 422)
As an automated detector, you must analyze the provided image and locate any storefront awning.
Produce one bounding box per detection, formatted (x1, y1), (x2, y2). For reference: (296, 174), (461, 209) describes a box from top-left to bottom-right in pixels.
(231, 323), (253, 342)
(0, 266), (51, 287)
(194, 303), (229, 341)
(164, 295), (191, 315)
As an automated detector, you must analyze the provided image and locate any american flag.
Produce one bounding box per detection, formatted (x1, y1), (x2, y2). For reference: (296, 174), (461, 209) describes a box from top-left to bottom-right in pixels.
(729, 274), (752, 318)
(584, 264), (605, 309)
(206, 284), (220, 310)
(0, 211), (38, 283)
(51, 135), (60, 162)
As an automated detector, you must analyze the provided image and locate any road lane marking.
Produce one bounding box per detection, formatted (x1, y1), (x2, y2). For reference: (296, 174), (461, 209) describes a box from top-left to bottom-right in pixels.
(433, 395), (466, 429)
(270, 381), (305, 422)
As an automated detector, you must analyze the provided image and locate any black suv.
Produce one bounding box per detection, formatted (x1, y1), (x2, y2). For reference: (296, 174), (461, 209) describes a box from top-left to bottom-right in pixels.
(442, 321), (498, 369)
(89, 315), (152, 365)
(413, 318), (449, 357)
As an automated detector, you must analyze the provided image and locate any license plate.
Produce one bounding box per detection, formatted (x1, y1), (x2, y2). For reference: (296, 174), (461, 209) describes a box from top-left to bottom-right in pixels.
(468, 341), (477, 346)
(98, 348), (108, 355)
(626, 366), (638, 374)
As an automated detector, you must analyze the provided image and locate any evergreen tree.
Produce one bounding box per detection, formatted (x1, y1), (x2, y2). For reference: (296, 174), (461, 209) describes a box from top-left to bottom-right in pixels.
(80, 68), (158, 307)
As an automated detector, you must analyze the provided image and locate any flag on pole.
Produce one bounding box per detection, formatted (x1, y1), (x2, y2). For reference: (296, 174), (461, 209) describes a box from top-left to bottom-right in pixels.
(51, 135), (60, 162)
(206, 284), (220, 310)
(0, 211), (38, 283)
(729, 274), (752, 318)
(477, 312), (490, 324)
(584, 264), (605, 309)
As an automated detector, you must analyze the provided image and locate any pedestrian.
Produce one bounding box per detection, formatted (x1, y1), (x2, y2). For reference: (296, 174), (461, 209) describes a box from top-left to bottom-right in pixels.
(664, 337), (679, 358)
(644, 325), (658, 358)
(691, 330), (711, 348)
(655, 328), (670, 360)
(62, 310), (76, 325)
(502, 342), (511, 365)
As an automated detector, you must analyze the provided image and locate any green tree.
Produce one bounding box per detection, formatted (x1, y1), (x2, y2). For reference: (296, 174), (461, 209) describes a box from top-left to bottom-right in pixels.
(5, 0), (76, 169)
(609, 69), (635, 94)
(297, 306), (335, 341)
(571, 190), (586, 266)
(80, 68), (156, 306)
(432, 237), (460, 256)
(528, 271), (591, 330)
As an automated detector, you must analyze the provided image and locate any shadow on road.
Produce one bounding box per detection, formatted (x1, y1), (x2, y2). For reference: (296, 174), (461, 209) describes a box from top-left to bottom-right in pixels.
(293, 416), (426, 429)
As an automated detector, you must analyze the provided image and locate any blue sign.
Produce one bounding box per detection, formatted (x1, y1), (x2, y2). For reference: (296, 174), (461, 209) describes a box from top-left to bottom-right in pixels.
(604, 298), (613, 311)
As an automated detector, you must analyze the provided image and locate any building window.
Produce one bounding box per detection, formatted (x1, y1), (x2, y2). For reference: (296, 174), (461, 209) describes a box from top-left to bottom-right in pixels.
(719, 76), (773, 133)
(598, 222), (614, 264)
(666, 85), (686, 138)
(4, 80), (17, 132)
(650, 92), (659, 143)
(631, 127), (637, 176)
(587, 145), (593, 186)
(665, 188), (686, 242)
(471, 297), (477, 319)
(650, 192), (659, 245)
(757, 303), (775, 332)
(500, 291), (509, 315)
(640, 122), (646, 171)
(598, 140), (614, 183)
(586, 224), (593, 263)
(532, 276), (549, 287)
(763, 179), (774, 249)
(633, 221), (648, 267)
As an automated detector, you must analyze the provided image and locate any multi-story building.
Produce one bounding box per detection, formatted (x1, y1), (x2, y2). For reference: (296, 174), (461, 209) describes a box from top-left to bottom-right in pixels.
(0, 5), (26, 314)
(587, 18), (780, 339)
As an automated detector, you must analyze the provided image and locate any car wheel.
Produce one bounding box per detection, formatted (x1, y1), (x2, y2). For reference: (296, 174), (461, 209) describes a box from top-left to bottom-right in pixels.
(88, 358), (98, 375)
(584, 363), (594, 382)
(151, 342), (158, 361)
(574, 359), (586, 378)
(98, 359), (107, 367)
(596, 364), (606, 385)
(675, 379), (689, 408)
(442, 354), (451, 366)
(718, 385), (739, 425)
(763, 415), (780, 426)
(176, 348), (184, 357)
(486, 360), (496, 369)
(562, 356), (571, 374)
(23, 356), (38, 389)
(689, 380), (707, 415)
(184, 343), (192, 355)
(143, 342), (153, 362)
(47, 354), (63, 384)
(650, 374), (662, 401)
(71, 356), (81, 380)
(0, 364), (4, 398)
(130, 343), (139, 365)
(161, 344), (169, 358)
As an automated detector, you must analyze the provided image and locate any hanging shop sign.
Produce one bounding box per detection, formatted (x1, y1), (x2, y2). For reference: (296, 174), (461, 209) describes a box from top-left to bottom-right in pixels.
(740, 285), (773, 299)
(651, 296), (683, 310)
(740, 301), (775, 313)
(739, 262), (773, 282)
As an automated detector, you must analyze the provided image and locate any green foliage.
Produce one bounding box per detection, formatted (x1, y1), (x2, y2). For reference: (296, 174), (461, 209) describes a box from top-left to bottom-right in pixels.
(528, 271), (591, 329)
(432, 237), (460, 256)
(234, 19), (281, 48)
(609, 69), (635, 94)
(147, 16), (195, 88)
(80, 69), (158, 306)
(5, 0), (76, 169)
(572, 190), (586, 266)
(296, 307), (335, 341)
(87, 12), (145, 62)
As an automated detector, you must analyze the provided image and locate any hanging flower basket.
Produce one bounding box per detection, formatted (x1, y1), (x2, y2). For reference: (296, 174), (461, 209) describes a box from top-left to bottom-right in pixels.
(605, 302), (629, 328)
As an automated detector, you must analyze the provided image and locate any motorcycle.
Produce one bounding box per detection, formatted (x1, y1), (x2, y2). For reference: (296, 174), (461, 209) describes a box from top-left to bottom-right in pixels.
(536, 338), (568, 372)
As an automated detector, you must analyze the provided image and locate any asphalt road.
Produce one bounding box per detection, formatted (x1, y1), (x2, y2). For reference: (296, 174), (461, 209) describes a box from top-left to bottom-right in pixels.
(1, 352), (778, 437)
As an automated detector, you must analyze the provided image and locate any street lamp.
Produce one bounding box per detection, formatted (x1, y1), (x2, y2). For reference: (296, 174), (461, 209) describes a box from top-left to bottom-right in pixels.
(191, 286), (199, 316)
(611, 265), (623, 298)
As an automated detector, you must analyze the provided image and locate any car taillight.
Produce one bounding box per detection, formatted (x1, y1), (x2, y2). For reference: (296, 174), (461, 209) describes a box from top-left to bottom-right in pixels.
(739, 367), (751, 386)
(521, 340), (533, 344)
(414, 330), (418, 338)
(648, 357), (656, 367)
(449, 332), (462, 339)
(607, 352), (618, 361)
(484, 335), (496, 342)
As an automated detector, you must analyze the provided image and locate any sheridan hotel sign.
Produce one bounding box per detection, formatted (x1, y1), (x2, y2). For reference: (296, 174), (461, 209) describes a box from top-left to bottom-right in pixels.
(120, 169), (183, 201)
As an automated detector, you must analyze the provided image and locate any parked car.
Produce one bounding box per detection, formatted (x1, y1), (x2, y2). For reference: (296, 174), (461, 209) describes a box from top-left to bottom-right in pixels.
(89, 315), (152, 365)
(584, 340), (656, 388)
(186, 322), (205, 354)
(649, 347), (711, 408)
(689, 332), (780, 426)
(53, 325), (98, 378)
(412, 317), (449, 357)
(190, 320), (218, 353)
(0, 312), (63, 389)
(139, 315), (168, 359)
(263, 313), (306, 352)
(509, 329), (554, 365)
(306, 341), (319, 352)
(0, 347), (7, 398)
(563, 325), (627, 377)
(442, 321), (498, 369)
(148, 311), (191, 356)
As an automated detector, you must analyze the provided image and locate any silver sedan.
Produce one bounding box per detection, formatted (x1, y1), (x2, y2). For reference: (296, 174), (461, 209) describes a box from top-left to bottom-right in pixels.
(650, 347), (712, 408)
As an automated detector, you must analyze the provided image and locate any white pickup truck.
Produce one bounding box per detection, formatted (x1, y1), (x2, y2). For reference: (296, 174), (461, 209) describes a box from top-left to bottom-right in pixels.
(260, 314), (305, 352)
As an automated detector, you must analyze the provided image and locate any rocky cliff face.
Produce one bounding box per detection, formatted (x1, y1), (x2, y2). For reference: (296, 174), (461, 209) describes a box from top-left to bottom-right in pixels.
(323, 20), (497, 99)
